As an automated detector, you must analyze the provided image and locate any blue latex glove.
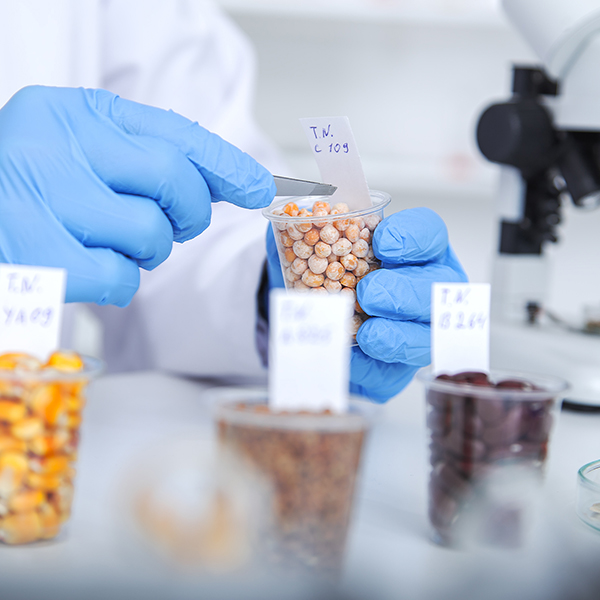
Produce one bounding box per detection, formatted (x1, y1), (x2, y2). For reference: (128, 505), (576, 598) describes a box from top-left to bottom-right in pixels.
(353, 207), (467, 402)
(0, 85), (275, 306)
(266, 207), (467, 403)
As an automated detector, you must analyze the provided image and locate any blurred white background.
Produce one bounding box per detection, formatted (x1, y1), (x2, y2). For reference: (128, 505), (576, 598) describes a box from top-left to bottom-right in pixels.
(215, 0), (600, 321)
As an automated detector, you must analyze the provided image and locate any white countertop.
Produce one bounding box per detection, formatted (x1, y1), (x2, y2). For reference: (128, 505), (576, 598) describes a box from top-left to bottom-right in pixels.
(0, 371), (599, 599)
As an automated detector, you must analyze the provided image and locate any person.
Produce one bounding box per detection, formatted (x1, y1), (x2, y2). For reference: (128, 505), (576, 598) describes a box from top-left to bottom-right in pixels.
(0, 0), (466, 402)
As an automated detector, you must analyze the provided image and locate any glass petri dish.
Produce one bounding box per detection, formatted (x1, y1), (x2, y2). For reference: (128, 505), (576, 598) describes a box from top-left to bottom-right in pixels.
(577, 459), (600, 532)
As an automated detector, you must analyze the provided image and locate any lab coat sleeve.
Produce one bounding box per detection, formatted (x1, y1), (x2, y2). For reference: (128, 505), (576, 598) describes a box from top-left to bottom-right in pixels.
(88, 0), (288, 379)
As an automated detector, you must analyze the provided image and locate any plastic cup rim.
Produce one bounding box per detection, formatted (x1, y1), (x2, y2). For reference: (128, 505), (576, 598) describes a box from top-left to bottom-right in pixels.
(262, 189), (391, 224)
(214, 394), (371, 432)
(416, 366), (569, 400)
(0, 354), (104, 382)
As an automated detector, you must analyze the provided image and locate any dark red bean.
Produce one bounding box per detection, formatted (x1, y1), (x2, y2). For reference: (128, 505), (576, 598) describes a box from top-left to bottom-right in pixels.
(426, 390), (451, 409)
(426, 408), (450, 435)
(428, 479), (459, 531)
(481, 405), (523, 447)
(452, 371), (492, 386)
(432, 462), (471, 499)
(495, 379), (530, 390)
(475, 397), (506, 425)
(440, 430), (486, 460)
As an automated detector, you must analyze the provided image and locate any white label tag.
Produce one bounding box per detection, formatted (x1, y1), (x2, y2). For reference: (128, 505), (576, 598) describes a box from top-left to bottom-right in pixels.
(269, 289), (353, 413)
(431, 283), (490, 375)
(0, 265), (66, 360)
(300, 116), (372, 211)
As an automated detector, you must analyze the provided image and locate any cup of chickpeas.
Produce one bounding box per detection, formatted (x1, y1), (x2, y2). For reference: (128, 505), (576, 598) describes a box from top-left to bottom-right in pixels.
(0, 350), (102, 544)
(263, 190), (391, 339)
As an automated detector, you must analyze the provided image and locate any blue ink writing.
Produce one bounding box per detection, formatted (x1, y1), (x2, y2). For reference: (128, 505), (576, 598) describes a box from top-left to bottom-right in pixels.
(6, 273), (40, 294)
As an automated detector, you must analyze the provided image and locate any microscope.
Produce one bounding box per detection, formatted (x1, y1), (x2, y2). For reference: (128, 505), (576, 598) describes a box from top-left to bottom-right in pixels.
(476, 0), (600, 407)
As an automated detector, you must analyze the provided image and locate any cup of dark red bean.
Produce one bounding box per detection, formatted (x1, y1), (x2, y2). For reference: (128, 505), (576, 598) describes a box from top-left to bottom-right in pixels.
(417, 369), (568, 548)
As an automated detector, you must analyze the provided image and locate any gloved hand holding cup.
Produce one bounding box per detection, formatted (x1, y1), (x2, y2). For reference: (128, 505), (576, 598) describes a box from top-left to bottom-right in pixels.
(266, 200), (468, 403)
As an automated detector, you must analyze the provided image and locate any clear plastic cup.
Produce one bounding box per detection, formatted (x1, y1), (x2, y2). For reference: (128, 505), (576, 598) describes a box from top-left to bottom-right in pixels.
(214, 394), (370, 580)
(263, 190), (391, 338)
(417, 369), (568, 548)
(0, 353), (103, 545)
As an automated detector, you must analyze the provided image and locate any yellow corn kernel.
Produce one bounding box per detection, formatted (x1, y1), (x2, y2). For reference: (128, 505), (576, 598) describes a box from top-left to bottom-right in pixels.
(66, 412), (82, 430)
(39, 455), (70, 476)
(0, 353), (42, 371)
(65, 395), (85, 412)
(44, 351), (83, 373)
(0, 380), (20, 397)
(28, 429), (70, 457)
(11, 417), (44, 441)
(0, 401), (25, 424)
(8, 490), (45, 512)
(28, 435), (50, 456)
(29, 384), (65, 426)
(27, 472), (62, 492)
(0, 452), (28, 496)
(38, 502), (61, 540)
(0, 435), (27, 454)
(60, 380), (87, 397)
(52, 481), (74, 514)
(1, 511), (42, 544)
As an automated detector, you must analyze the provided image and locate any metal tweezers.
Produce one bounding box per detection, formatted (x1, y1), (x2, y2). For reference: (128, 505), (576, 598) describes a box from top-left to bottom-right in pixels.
(273, 175), (337, 197)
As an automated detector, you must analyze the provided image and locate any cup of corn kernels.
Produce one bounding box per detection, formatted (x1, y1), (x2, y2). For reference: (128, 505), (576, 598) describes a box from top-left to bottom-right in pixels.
(263, 190), (391, 338)
(0, 350), (102, 544)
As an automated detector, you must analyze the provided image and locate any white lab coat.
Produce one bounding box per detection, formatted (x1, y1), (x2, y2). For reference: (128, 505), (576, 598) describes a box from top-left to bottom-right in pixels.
(0, 0), (287, 380)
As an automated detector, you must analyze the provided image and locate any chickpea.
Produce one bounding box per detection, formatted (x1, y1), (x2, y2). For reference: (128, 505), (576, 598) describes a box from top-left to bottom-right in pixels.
(308, 255), (328, 275)
(302, 270), (325, 288)
(332, 239), (352, 257)
(285, 267), (301, 283)
(331, 202), (349, 213)
(333, 217), (350, 232)
(324, 279), (342, 293)
(340, 254), (358, 271)
(341, 287), (357, 302)
(294, 281), (310, 293)
(349, 315), (364, 336)
(354, 259), (369, 278)
(311, 201), (331, 214)
(314, 241), (332, 258)
(320, 224), (340, 245)
(296, 209), (313, 233)
(365, 214), (382, 230)
(292, 240), (314, 259)
(340, 272), (357, 289)
(283, 202), (299, 216)
(279, 231), (295, 248)
(286, 224), (304, 241)
(345, 224), (360, 243)
(325, 261), (345, 281)
(284, 248), (296, 264)
(303, 228), (321, 246)
(291, 258), (308, 275)
(352, 239), (369, 258)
